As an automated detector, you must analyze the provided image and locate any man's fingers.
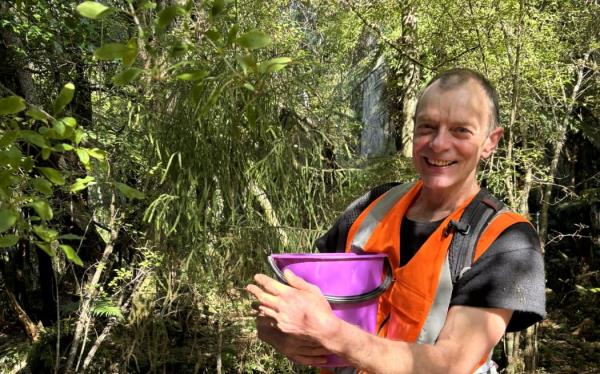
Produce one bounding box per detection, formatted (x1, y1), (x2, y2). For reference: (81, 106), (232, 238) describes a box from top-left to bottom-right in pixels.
(254, 273), (288, 296)
(246, 284), (279, 311)
(283, 269), (320, 293)
(290, 354), (328, 366)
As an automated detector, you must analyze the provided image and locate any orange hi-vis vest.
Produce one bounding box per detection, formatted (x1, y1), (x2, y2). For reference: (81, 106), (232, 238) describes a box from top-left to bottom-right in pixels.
(328, 181), (530, 374)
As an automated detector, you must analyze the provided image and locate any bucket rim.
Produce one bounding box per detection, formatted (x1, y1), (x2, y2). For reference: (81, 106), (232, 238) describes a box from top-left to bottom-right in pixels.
(270, 253), (387, 261)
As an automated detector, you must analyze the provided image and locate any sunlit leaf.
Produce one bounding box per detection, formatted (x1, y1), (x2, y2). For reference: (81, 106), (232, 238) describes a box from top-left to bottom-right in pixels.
(88, 148), (106, 160)
(32, 225), (59, 243)
(0, 96), (26, 115)
(176, 70), (209, 81)
(236, 30), (271, 50)
(41, 148), (51, 160)
(29, 199), (53, 220)
(70, 176), (95, 193)
(38, 167), (65, 185)
(115, 182), (145, 199)
(25, 107), (48, 123)
(60, 244), (83, 266)
(34, 241), (56, 256)
(76, 148), (90, 166)
(112, 68), (143, 86)
(0, 209), (18, 233)
(76, 1), (111, 19)
(74, 129), (85, 145)
(52, 83), (75, 115)
(258, 57), (292, 73)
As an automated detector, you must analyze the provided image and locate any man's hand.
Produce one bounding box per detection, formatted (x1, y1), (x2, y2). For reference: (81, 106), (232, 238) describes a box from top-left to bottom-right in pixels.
(255, 315), (330, 365)
(246, 269), (339, 365)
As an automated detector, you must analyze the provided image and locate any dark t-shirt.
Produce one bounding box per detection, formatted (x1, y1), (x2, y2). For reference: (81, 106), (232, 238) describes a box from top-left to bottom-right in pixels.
(315, 184), (546, 332)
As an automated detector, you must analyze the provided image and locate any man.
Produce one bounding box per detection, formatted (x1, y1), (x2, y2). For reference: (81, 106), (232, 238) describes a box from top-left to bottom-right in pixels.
(247, 68), (546, 374)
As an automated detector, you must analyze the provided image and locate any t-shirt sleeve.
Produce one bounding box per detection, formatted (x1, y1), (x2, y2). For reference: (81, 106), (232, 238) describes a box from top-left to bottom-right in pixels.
(450, 222), (547, 332)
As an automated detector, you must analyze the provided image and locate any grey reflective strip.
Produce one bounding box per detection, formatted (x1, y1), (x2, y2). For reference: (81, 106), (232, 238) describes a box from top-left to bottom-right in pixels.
(350, 182), (415, 250)
(417, 256), (453, 344)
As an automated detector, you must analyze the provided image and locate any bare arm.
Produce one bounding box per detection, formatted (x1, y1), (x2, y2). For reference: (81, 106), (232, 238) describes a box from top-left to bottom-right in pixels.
(247, 270), (512, 374)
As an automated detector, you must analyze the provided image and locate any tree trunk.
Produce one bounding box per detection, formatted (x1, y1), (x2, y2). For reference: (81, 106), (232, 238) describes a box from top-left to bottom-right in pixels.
(5, 288), (41, 342)
(389, 4), (420, 158)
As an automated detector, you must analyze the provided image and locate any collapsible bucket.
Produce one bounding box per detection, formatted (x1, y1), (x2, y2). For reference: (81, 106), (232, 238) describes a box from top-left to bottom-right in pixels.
(268, 253), (392, 367)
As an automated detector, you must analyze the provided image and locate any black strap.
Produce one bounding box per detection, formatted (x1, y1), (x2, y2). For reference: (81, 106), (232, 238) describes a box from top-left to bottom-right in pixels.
(447, 189), (504, 283)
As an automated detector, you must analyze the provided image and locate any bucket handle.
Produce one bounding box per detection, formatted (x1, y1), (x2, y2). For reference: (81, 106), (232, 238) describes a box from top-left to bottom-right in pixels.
(267, 255), (393, 304)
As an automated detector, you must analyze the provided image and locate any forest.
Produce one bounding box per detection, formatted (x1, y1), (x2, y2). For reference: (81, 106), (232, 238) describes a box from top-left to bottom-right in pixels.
(0, 0), (599, 373)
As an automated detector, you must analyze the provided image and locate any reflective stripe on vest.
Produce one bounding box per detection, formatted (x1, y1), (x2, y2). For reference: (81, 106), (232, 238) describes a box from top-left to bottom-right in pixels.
(339, 181), (529, 374)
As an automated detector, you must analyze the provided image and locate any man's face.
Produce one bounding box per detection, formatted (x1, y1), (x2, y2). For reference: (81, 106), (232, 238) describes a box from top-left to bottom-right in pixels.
(412, 80), (503, 193)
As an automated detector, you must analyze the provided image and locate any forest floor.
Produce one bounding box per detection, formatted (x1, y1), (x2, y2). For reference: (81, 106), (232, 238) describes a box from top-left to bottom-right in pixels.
(537, 310), (600, 374)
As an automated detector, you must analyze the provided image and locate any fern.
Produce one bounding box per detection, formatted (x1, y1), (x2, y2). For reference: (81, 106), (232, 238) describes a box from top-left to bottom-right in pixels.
(91, 300), (124, 320)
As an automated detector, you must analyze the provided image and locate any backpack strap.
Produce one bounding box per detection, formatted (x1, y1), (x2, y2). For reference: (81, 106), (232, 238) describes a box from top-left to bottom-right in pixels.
(446, 188), (505, 284)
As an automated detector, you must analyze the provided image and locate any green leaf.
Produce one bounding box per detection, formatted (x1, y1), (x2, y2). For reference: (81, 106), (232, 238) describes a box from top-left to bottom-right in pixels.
(76, 148), (90, 166)
(34, 241), (56, 256)
(236, 30), (271, 50)
(236, 54), (256, 75)
(57, 117), (77, 128)
(25, 107), (49, 123)
(0, 130), (19, 147)
(123, 39), (138, 67)
(31, 178), (53, 195)
(29, 199), (53, 221)
(76, 1), (111, 19)
(70, 176), (95, 193)
(38, 167), (65, 185)
(32, 225), (59, 243)
(112, 68), (143, 86)
(156, 5), (185, 30)
(52, 83), (75, 115)
(204, 30), (221, 43)
(0, 234), (18, 248)
(91, 300), (123, 319)
(41, 148), (51, 160)
(211, 0), (232, 17)
(58, 233), (84, 240)
(0, 96), (26, 115)
(87, 148), (106, 160)
(20, 130), (49, 148)
(258, 57), (292, 73)
(226, 24), (239, 45)
(176, 70), (209, 81)
(74, 129), (85, 145)
(94, 43), (131, 60)
(0, 209), (18, 233)
(115, 182), (145, 200)
(54, 143), (74, 152)
(53, 118), (66, 136)
(60, 244), (83, 266)
(137, 1), (156, 10)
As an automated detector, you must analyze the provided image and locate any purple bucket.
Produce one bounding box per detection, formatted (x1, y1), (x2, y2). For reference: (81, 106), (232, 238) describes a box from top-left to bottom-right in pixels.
(268, 253), (391, 367)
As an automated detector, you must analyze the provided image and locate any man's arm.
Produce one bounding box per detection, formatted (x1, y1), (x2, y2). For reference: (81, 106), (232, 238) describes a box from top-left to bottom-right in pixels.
(247, 270), (512, 374)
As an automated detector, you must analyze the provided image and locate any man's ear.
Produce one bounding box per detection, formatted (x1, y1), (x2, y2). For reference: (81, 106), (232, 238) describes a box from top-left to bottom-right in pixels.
(481, 127), (503, 159)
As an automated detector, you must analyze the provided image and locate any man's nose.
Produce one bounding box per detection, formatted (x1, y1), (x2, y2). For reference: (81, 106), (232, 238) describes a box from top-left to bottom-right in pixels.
(429, 128), (451, 152)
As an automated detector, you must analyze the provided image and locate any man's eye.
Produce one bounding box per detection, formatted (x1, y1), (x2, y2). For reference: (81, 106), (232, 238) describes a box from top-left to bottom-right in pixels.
(455, 127), (471, 134)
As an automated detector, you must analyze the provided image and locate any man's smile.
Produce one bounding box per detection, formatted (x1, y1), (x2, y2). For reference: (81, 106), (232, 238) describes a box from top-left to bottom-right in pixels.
(424, 157), (458, 167)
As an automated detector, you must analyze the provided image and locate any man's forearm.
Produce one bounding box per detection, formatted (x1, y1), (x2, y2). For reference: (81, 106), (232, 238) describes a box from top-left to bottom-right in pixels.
(317, 318), (453, 374)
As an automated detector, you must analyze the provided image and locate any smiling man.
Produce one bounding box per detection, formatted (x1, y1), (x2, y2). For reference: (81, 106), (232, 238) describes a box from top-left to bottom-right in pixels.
(247, 68), (546, 374)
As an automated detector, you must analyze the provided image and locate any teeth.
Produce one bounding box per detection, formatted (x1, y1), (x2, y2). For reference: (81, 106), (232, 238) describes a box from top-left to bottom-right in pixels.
(427, 158), (454, 167)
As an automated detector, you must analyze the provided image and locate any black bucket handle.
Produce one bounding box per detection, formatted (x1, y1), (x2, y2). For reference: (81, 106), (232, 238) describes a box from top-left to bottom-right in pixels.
(267, 255), (393, 304)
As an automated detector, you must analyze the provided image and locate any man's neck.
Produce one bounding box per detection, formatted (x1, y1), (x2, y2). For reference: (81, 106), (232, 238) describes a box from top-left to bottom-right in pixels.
(406, 180), (480, 222)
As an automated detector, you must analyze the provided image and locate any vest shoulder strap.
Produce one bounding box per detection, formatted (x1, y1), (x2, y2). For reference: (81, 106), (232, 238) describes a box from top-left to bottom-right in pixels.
(447, 188), (506, 283)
